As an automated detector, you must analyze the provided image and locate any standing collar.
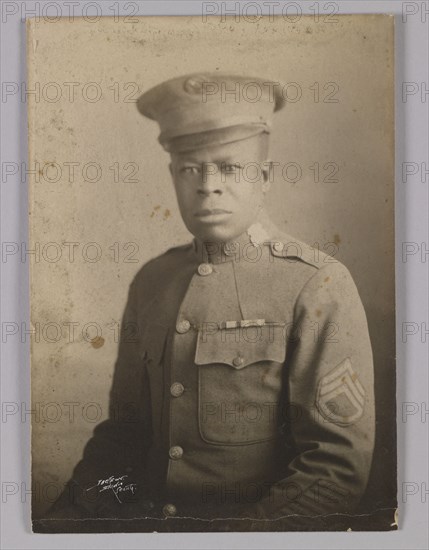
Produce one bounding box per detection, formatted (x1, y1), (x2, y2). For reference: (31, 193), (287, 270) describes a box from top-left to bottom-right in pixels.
(192, 222), (273, 265)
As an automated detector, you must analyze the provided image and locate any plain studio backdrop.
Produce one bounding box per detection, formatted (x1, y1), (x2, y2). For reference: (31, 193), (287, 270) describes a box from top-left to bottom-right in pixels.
(28, 15), (395, 519)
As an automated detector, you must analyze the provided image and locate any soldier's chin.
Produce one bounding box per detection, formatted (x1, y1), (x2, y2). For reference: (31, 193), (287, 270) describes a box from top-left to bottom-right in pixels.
(190, 221), (240, 243)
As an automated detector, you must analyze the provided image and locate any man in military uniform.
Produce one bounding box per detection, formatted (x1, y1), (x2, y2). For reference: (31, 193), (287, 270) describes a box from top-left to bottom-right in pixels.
(43, 74), (375, 532)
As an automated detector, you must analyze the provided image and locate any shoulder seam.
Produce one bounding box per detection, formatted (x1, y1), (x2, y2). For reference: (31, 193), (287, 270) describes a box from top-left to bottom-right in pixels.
(269, 239), (332, 269)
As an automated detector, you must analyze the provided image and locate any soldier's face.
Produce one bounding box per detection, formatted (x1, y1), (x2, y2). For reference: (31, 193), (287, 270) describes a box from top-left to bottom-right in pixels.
(170, 133), (271, 242)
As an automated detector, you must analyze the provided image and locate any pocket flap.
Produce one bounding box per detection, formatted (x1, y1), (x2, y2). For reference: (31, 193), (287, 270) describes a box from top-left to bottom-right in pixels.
(195, 324), (286, 369)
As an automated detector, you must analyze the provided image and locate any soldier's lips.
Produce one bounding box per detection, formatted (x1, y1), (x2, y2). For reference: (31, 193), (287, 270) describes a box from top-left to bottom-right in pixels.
(194, 209), (232, 223)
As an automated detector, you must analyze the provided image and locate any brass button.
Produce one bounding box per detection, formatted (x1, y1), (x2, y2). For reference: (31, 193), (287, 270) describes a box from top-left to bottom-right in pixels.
(197, 263), (213, 276)
(273, 241), (283, 253)
(169, 446), (184, 460)
(162, 503), (177, 517)
(170, 382), (185, 397)
(176, 319), (191, 334)
(233, 356), (244, 367)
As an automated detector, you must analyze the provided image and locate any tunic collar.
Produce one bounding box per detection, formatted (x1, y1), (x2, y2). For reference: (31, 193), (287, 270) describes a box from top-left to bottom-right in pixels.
(192, 221), (273, 265)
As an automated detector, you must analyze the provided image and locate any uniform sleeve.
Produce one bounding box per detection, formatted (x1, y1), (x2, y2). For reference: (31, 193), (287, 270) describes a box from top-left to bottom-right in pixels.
(249, 261), (375, 527)
(48, 278), (153, 518)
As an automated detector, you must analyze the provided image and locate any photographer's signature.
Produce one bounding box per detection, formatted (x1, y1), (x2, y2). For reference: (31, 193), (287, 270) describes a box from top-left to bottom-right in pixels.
(86, 474), (137, 503)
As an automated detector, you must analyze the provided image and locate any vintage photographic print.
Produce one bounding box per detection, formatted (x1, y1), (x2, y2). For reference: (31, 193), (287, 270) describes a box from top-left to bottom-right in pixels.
(28, 14), (396, 533)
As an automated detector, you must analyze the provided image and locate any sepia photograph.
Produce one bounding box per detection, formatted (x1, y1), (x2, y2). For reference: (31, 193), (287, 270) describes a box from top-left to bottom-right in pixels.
(27, 14), (396, 533)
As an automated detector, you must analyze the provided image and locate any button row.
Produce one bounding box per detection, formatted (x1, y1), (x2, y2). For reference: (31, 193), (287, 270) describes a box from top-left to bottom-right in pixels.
(197, 262), (213, 276)
(143, 501), (178, 517)
(170, 382), (185, 397)
(176, 319), (191, 334)
(162, 503), (177, 517)
(169, 445), (183, 460)
(176, 263), (214, 334)
(232, 355), (244, 367)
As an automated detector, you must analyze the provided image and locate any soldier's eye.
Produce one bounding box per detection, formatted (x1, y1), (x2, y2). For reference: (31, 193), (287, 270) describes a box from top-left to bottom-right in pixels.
(222, 163), (241, 173)
(180, 166), (200, 175)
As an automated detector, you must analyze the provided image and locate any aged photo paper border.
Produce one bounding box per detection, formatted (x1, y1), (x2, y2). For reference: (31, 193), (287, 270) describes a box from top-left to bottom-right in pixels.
(2, 2), (427, 540)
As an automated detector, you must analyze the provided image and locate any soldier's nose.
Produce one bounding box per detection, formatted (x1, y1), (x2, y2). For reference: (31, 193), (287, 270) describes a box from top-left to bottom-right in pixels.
(198, 164), (223, 195)
(197, 187), (223, 196)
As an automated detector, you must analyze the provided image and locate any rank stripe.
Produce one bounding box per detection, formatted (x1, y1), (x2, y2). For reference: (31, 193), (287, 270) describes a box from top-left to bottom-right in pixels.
(319, 360), (365, 398)
(321, 359), (354, 385)
(320, 372), (365, 406)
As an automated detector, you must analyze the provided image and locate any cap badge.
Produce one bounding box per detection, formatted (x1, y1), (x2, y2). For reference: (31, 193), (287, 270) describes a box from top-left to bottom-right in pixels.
(183, 75), (207, 95)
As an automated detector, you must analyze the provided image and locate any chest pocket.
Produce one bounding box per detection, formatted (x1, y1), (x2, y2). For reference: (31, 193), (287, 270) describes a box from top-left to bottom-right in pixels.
(195, 324), (286, 446)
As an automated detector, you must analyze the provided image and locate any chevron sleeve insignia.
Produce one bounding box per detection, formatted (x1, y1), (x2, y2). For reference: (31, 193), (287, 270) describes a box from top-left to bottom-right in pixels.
(315, 358), (365, 426)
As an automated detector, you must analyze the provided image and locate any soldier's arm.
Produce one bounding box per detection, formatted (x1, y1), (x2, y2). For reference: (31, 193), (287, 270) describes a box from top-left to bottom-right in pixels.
(250, 261), (375, 527)
(47, 278), (152, 518)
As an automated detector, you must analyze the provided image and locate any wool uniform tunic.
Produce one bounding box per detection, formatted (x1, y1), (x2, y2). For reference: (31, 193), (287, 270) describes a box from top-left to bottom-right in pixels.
(62, 222), (375, 526)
